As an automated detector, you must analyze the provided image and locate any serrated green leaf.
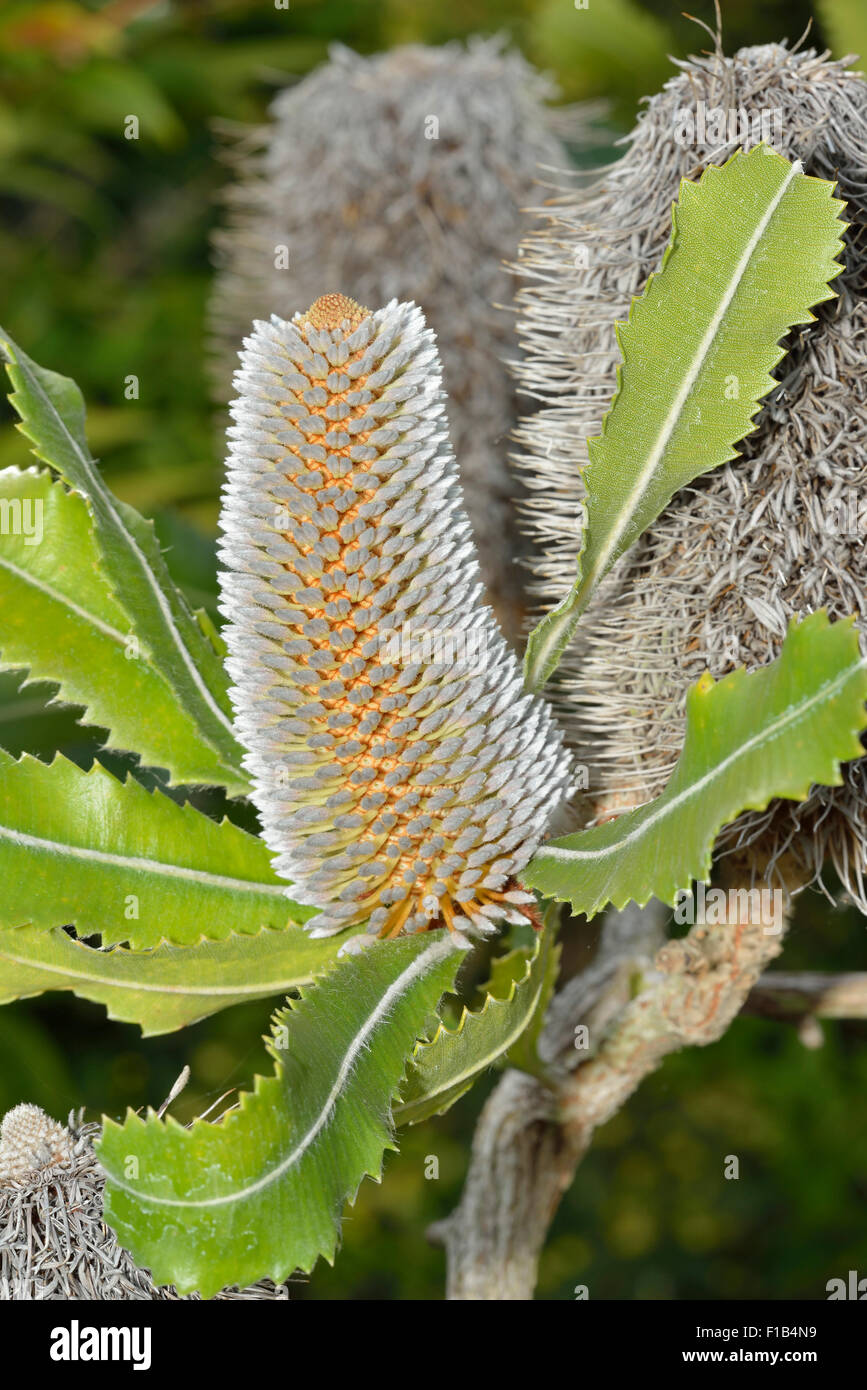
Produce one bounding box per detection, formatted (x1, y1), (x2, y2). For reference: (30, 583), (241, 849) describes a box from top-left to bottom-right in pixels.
(97, 931), (464, 1297)
(505, 904), (562, 1076)
(0, 466), (237, 784)
(486, 946), (539, 999)
(394, 915), (559, 1126)
(0, 924), (343, 1036)
(0, 331), (246, 790)
(523, 611), (867, 918)
(524, 145), (847, 691)
(0, 751), (307, 949)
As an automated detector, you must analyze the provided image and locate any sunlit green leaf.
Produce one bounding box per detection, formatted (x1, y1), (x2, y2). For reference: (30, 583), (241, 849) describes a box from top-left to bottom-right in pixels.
(395, 912), (559, 1125)
(98, 931), (464, 1297)
(0, 924), (343, 1035)
(524, 146), (846, 691)
(524, 612), (867, 918)
(0, 751), (306, 949)
(0, 331), (247, 790)
(0, 466), (232, 783)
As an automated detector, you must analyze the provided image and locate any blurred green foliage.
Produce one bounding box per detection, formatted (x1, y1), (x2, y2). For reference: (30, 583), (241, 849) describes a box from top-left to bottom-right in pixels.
(1, 0), (863, 1300)
(818, 0), (867, 63)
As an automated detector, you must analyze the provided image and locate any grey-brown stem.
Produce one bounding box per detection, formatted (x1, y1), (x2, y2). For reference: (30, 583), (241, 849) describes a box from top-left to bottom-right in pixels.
(744, 971), (867, 1022)
(432, 893), (790, 1300)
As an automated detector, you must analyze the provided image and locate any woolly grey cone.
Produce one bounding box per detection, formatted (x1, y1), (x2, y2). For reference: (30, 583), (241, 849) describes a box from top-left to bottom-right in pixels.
(513, 42), (867, 904)
(210, 37), (578, 640)
(0, 1105), (289, 1300)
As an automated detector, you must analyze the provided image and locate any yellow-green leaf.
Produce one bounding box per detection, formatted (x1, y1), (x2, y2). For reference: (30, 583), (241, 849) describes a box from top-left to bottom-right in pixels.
(0, 924), (342, 1035)
(524, 146), (846, 691)
(524, 612), (867, 917)
(98, 932), (464, 1296)
(0, 467), (237, 784)
(0, 752), (307, 949)
(395, 912), (560, 1125)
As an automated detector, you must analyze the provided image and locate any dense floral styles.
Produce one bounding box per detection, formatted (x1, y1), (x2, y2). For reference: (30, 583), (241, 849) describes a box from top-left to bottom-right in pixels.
(514, 42), (867, 902)
(210, 38), (579, 638)
(218, 295), (570, 939)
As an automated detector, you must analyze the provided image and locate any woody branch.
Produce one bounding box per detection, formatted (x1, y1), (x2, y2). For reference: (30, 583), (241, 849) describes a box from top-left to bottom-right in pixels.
(431, 879), (803, 1300)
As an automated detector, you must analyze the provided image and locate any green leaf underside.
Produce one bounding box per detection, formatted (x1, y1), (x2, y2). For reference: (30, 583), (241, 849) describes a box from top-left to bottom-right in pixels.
(0, 925), (343, 1035)
(395, 911), (560, 1125)
(523, 612), (867, 918)
(0, 467), (238, 785)
(0, 331), (246, 790)
(523, 145), (847, 692)
(98, 932), (464, 1297)
(0, 752), (309, 949)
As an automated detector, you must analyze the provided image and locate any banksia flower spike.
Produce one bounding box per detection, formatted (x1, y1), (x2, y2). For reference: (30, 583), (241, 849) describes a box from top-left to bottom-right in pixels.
(211, 38), (581, 639)
(514, 41), (867, 904)
(218, 294), (570, 941)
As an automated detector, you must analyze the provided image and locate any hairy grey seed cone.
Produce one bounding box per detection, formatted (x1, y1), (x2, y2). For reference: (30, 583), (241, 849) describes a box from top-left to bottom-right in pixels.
(210, 37), (585, 641)
(513, 41), (867, 905)
(0, 1105), (289, 1300)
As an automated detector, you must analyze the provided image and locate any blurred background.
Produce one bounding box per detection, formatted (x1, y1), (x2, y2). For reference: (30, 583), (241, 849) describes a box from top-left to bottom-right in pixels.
(1, 0), (866, 1300)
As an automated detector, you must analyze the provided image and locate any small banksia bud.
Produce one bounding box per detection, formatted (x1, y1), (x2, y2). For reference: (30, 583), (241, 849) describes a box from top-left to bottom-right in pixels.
(514, 41), (867, 902)
(210, 39), (581, 639)
(217, 294), (570, 940)
(0, 1105), (287, 1300)
(0, 1102), (71, 1182)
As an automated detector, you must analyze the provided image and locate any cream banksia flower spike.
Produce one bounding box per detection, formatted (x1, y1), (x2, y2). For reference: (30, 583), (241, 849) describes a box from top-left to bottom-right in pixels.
(218, 293), (570, 940)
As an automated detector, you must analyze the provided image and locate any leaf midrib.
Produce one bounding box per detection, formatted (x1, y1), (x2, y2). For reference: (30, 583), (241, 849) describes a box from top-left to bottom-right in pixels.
(102, 933), (458, 1210)
(540, 656), (864, 865)
(9, 344), (238, 745)
(0, 549), (128, 646)
(0, 939), (308, 996)
(0, 821), (288, 895)
(581, 156), (802, 602)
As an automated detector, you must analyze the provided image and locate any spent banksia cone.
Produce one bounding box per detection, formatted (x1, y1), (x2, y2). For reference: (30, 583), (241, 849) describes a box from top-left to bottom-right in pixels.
(514, 41), (867, 902)
(218, 294), (570, 940)
(210, 38), (580, 638)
